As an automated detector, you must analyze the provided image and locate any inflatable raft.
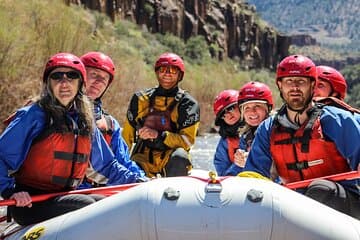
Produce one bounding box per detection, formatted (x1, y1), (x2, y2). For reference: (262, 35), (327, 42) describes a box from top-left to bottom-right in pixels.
(3, 175), (360, 240)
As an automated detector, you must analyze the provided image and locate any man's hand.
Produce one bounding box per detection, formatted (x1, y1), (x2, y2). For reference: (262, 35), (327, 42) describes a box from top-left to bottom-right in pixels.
(138, 126), (158, 140)
(10, 191), (32, 207)
(234, 149), (248, 168)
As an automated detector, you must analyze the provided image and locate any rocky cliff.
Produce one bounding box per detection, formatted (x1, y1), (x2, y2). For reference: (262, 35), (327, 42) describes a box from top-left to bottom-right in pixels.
(67, 0), (291, 69)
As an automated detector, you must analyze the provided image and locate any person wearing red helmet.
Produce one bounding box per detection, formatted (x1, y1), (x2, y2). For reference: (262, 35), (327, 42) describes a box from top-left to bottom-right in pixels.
(313, 65), (360, 119)
(80, 52), (145, 186)
(238, 81), (274, 149)
(212, 89), (244, 176)
(0, 53), (142, 225)
(237, 82), (275, 177)
(81, 51), (115, 100)
(314, 65), (347, 100)
(240, 55), (360, 219)
(122, 52), (200, 177)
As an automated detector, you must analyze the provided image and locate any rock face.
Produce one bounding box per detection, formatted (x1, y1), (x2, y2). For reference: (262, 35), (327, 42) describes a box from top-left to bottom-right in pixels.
(70, 0), (291, 69)
(291, 34), (317, 46)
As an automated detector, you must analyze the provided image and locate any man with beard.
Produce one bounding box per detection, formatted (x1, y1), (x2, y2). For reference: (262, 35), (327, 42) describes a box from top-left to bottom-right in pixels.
(240, 55), (360, 220)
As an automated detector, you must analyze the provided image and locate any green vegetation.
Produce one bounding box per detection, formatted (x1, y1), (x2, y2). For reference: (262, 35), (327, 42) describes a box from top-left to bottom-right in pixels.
(342, 64), (360, 107)
(0, 0), (276, 134)
(2, 0), (359, 134)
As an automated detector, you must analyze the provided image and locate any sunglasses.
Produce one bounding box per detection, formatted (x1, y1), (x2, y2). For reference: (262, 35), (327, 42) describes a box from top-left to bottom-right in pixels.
(221, 105), (236, 119)
(158, 66), (179, 74)
(49, 71), (80, 81)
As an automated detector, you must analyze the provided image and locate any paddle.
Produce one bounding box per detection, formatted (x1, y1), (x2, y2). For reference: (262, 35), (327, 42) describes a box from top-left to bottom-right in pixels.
(0, 182), (140, 207)
(284, 170), (360, 189)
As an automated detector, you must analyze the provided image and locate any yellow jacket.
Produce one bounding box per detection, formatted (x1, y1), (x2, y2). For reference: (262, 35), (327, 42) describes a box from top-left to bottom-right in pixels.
(122, 86), (200, 177)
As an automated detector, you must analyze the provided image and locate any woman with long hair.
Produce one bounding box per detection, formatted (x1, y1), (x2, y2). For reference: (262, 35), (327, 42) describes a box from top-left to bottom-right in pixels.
(0, 53), (140, 225)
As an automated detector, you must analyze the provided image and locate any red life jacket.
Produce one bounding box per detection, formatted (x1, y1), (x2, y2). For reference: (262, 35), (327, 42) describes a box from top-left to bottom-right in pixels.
(142, 89), (185, 132)
(143, 109), (173, 132)
(227, 137), (240, 163)
(15, 126), (91, 191)
(270, 106), (350, 184)
(96, 114), (113, 146)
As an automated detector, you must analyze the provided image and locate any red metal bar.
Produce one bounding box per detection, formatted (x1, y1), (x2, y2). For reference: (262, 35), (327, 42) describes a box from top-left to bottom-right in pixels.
(0, 182), (140, 207)
(285, 171), (360, 189)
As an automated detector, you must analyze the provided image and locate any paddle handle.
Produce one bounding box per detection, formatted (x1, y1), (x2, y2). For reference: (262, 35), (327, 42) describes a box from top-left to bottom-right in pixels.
(285, 171), (360, 189)
(0, 182), (139, 207)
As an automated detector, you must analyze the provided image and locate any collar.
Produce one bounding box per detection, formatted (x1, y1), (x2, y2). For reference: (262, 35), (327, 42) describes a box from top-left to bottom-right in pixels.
(156, 86), (179, 96)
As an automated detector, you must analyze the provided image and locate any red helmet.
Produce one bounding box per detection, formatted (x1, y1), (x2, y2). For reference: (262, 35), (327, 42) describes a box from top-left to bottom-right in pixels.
(316, 65), (347, 100)
(43, 53), (86, 84)
(80, 51), (115, 84)
(155, 52), (185, 81)
(213, 89), (239, 124)
(238, 81), (274, 110)
(276, 55), (317, 82)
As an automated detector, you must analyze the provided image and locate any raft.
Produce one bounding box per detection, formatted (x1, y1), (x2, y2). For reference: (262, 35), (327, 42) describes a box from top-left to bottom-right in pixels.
(3, 175), (360, 240)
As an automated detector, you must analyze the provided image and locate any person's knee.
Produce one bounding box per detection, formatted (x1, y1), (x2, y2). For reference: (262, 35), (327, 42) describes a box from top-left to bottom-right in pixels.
(56, 194), (96, 209)
(305, 179), (347, 212)
(88, 194), (106, 201)
(164, 148), (191, 177)
(171, 148), (189, 160)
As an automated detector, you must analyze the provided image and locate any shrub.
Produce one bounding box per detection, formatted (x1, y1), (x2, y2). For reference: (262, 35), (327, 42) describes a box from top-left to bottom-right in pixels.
(185, 36), (211, 65)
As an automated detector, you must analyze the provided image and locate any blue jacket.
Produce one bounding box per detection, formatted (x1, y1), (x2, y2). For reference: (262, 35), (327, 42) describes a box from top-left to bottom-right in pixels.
(244, 105), (360, 195)
(0, 104), (139, 198)
(93, 100), (145, 178)
(213, 137), (244, 176)
(355, 113), (360, 124)
(110, 119), (145, 177)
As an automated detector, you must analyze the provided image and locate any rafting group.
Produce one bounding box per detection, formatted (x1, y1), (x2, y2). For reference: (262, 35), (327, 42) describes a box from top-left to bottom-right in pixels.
(0, 51), (360, 231)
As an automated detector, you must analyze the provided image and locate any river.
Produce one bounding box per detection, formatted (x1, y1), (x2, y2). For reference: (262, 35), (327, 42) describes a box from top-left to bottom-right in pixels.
(190, 133), (219, 171)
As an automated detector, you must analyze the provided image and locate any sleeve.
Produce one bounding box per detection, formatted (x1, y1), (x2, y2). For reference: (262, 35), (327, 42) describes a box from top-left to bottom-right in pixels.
(122, 94), (139, 148)
(243, 117), (274, 178)
(162, 94), (200, 151)
(213, 137), (242, 176)
(89, 128), (139, 185)
(110, 117), (145, 177)
(321, 107), (360, 170)
(0, 105), (45, 197)
(355, 113), (360, 124)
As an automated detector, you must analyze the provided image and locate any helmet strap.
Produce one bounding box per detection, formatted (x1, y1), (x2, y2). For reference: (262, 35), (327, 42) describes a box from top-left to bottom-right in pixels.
(178, 72), (183, 82)
(286, 93), (313, 126)
(95, 85), (109, 101)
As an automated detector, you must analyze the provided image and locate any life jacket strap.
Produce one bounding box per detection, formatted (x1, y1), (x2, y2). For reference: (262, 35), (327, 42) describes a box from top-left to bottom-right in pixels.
(54, 151), (88, 163)
(286, 159), (324, 171)
(52, 176), (82, 188)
